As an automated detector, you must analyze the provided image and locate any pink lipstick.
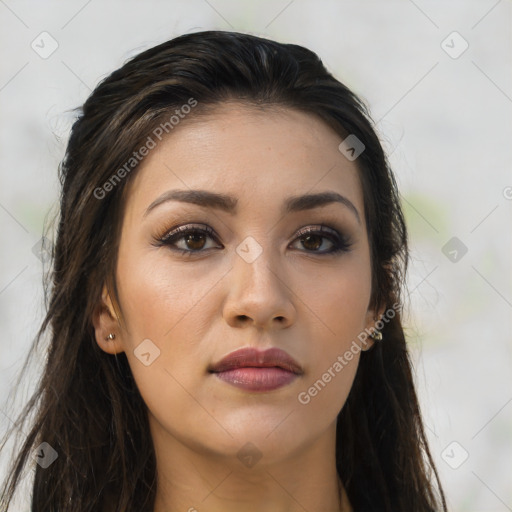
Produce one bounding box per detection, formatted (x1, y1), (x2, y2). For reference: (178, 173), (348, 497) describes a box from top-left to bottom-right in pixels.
(208, 347), (302, 392)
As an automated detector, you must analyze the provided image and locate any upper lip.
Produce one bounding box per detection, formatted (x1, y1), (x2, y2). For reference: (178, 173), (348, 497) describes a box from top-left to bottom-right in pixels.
(209, 347), (303, 374)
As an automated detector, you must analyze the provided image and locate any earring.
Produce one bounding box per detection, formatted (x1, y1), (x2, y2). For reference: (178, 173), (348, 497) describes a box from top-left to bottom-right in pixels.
(105, 333), (116, 341)
(369, 330), (383, 342)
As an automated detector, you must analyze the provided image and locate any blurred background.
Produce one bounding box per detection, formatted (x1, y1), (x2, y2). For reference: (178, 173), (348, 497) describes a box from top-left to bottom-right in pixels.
(1, 1), (511, 510)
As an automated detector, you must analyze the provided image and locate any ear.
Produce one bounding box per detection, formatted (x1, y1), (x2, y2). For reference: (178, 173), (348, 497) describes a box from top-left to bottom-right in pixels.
(92, 285), (125, 355)
(361, 304), (387, 352)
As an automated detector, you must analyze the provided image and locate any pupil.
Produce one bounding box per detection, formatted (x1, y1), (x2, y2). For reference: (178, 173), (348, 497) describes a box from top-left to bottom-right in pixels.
(303, 235), (321, 250)
(187, 233), (205, 250)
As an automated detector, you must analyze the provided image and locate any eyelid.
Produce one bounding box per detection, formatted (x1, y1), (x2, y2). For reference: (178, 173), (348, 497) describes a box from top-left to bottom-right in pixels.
(158, 223), (219, 244)
(290, 224), (353, 252)
(294, 224), (339, 238)
(154, 221), (353, 255)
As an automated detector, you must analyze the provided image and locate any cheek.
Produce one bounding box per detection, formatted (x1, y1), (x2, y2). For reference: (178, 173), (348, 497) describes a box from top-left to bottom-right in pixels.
(293, 255), (371, 415)
(299, 252), (372, 340)
(113, 247), (224, 418)
(115, 245), (221, 343)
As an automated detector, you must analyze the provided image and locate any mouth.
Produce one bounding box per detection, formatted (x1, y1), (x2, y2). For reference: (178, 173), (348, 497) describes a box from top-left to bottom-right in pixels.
(208, 347), (303, 392)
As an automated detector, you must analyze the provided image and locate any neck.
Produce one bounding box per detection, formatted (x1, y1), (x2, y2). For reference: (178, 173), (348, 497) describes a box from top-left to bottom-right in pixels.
(150, 418), (351, 512)
(153, 469), (350, 512)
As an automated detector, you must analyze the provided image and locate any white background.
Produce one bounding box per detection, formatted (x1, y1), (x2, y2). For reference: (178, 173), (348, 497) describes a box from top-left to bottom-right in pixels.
(1, 1), (511, 511)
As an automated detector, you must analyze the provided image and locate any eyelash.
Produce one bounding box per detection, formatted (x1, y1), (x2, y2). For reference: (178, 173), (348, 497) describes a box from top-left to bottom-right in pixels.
(154, 223), (353, 257)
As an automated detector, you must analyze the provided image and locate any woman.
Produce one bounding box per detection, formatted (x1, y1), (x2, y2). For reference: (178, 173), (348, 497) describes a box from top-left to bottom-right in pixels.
(0, 30), (447, 511)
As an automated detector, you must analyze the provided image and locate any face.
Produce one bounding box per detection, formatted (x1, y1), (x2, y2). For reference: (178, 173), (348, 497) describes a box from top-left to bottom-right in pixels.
(94, 103), (381, 469)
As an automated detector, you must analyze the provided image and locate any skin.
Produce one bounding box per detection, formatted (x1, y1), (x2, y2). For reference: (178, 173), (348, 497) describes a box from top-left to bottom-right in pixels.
(93, 103), (384, 512)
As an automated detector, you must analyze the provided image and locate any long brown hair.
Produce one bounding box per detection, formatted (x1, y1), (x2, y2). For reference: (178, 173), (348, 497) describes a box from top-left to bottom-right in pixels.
(0, 30), (447, 511)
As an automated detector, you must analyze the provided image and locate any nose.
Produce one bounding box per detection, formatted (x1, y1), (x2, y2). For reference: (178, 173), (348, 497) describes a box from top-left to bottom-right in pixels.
(222, 247), (296, 330)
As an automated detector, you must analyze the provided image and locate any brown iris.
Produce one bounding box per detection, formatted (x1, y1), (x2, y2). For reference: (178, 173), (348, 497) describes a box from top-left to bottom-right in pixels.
(301, 234), (322, 251)
(184, 233), (207, 251)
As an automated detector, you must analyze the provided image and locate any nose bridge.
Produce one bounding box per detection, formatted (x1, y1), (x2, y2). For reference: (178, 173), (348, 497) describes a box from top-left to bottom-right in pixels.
(224, 234), (295, 328)
(237, 240), (279, 289)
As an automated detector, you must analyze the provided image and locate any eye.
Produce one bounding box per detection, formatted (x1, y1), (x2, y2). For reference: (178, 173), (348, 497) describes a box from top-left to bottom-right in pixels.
(290, 225), (352, 255)
(155, 224), (222, 255)
(154, 223), (352, 257)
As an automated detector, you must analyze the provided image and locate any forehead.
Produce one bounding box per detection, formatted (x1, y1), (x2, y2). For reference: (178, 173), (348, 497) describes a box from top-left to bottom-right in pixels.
(124, 103), (365, 220)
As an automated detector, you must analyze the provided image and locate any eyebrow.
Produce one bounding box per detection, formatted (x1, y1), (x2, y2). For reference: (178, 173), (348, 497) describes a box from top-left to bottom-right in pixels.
(144, 189), (361, 224)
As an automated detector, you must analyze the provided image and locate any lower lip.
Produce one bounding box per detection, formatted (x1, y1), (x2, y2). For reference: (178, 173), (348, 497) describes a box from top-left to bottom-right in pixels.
(213, 367), (299, 391)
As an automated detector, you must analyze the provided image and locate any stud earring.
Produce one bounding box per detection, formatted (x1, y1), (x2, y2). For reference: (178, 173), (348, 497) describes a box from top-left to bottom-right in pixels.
(105, 333), (116, 341)
(369, 330), (383, 341)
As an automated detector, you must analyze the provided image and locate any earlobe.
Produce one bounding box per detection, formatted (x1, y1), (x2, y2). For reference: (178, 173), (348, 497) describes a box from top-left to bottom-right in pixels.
(361, 305), (387, 352)
(92, 286), (125, 355)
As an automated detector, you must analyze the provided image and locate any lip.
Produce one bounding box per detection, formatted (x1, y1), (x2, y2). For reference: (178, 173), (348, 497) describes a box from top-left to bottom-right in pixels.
(208, 347), (303, 392)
